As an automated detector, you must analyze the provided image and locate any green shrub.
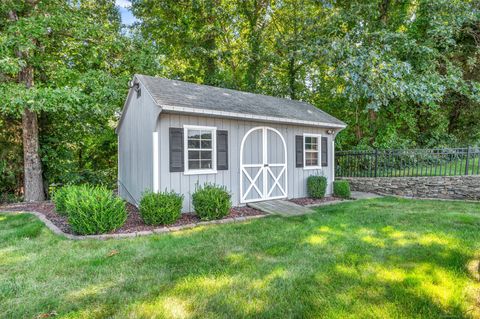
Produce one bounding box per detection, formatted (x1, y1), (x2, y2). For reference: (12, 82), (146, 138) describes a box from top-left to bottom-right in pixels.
(139, 191), (183, 225)
(333, 180), (351, 199)
(52, 185), (80, 216)
(65, 185), (127, 235)
(192, 183), (231, 220)
(307, 175), (328, 199)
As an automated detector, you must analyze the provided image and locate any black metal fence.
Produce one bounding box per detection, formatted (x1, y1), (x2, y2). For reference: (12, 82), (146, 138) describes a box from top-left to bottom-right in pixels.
(335, 147), (480, 178)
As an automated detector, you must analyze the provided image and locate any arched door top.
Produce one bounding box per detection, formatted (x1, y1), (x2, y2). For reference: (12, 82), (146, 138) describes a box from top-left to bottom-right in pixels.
(240, 126), (287, 203)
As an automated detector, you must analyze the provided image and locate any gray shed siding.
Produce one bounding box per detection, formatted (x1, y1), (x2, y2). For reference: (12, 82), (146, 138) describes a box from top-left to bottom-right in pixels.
(156, 113), (336, 212)
(117, 82), (161, 204)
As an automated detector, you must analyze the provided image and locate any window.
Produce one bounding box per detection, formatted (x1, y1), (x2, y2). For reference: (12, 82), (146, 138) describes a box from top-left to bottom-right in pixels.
(303, 134), (322, 169)
(184, 125), (217, 174)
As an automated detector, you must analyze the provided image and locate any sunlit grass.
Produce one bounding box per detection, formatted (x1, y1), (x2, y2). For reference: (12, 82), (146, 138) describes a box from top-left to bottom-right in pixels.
(1, 197), (480, 318)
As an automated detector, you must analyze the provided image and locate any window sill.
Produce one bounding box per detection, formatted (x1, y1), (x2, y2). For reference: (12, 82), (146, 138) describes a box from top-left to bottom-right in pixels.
(184, 169), (218, 176)
(303, 166), (322, 170)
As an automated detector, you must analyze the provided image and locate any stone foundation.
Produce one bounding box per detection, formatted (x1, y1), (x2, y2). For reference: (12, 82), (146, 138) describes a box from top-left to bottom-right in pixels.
(341, 176), (480, 200)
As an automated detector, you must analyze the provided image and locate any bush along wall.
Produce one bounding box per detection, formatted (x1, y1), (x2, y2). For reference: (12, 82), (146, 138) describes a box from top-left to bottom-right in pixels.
(307, 175), (328, 199)
(139, 190), (183, 225)
(192, 183), (231, 220)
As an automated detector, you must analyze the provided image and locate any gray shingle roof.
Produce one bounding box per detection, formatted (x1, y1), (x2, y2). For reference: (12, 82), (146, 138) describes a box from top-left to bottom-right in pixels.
(136, 74), (345, 127)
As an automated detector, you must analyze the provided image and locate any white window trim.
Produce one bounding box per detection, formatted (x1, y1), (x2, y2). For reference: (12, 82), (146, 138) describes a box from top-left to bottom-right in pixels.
(303, 133), (322, 170)
(183, 125), (217, 175)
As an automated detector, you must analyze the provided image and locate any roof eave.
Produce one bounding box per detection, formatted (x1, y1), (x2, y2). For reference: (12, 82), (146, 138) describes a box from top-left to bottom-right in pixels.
(158, 104), (347, 129)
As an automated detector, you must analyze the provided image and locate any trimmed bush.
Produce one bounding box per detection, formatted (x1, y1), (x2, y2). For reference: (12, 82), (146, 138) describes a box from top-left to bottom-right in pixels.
(65, 185), (127, 235)
(333, 180), (351, 199)
(52, 185), (80, 216)
(192, 183), (231, 220)
(139, 191), (183, 225)
(307, 175), (328, 199)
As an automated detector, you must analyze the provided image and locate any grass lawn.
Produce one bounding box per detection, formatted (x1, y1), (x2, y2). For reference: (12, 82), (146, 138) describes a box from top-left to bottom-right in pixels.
(1, 197), (480, 319)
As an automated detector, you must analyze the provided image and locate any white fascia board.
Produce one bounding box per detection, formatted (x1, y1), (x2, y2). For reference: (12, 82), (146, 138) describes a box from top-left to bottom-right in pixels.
(158, 104), (347, 129)
(114, 86), (135, 134)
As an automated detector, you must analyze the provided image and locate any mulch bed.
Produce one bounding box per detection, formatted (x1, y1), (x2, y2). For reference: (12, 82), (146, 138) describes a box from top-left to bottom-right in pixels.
(0, 201), (265, 235)
(289, 196), (342, 206)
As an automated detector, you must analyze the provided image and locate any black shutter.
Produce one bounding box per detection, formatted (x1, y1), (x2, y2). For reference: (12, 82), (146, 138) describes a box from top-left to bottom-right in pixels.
(321, 136), (328, 167)
(169, 128), (184, 172)
(217, 130), (228, 170)
(295, 135), (303, 167)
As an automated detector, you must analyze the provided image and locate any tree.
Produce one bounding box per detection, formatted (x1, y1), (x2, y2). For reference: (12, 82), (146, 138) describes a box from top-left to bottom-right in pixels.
(0, 0), (126, 200)
(318, 0), (480, 148)
(2, 0), (479, 202)
(132, 0), (230, 85)
(238, 0), (271, 92)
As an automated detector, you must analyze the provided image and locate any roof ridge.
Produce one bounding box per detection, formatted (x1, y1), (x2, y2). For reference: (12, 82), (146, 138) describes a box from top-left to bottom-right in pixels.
(136, 74), (314, 106)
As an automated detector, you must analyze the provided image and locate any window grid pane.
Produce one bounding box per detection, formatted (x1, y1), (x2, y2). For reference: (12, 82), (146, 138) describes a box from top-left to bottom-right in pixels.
(304, 136), (320, 167)
(187, 128), (214, 170)
(305, 151), (319, 166)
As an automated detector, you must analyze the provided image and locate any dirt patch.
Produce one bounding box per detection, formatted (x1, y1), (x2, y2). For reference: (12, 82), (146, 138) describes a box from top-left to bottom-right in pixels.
(0, 201), (265, 235)
(289, 196), (342, 206)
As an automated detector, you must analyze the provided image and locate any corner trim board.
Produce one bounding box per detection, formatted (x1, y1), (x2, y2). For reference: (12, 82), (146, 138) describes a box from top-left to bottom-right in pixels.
(153, 132), (159, 192)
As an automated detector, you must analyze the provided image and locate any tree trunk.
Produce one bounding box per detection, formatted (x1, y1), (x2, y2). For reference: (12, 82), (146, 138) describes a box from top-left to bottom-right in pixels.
(355, 105), (363, 139)
(22, 108), (45, 201)
(203, 0), (217, 85)
(20, 67), (45, 202)
(288, 57), (296, 100)
(246, 37), (260, 92)
(9, 7), (45, 201)
(379, 0), (390, 24)
(368, 108), (377, 145)
(243, 0), (269, 92)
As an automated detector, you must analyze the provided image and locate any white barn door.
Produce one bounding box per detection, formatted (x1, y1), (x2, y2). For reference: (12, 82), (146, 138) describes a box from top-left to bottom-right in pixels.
(240, 127), (287, 203)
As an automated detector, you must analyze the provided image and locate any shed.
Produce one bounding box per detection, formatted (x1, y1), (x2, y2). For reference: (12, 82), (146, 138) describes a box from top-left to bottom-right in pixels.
(116, 74), (346, 212)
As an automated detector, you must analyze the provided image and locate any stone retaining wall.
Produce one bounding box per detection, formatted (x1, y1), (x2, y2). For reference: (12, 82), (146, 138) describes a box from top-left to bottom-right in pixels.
(341, 175), (480, 200)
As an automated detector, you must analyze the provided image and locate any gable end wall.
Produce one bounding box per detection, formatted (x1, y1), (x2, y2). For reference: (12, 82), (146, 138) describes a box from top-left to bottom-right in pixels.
(117, 81), (161, 205)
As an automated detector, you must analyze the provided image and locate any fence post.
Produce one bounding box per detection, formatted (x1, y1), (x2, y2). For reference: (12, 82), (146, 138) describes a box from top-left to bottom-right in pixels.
(374, 149), (378, 178)
(465, 146), (471, 175)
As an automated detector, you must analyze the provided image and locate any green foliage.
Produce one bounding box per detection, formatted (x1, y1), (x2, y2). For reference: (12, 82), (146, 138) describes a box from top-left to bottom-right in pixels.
(192, 183), (231, 220)
(2, 0), (480, 202)
(132, 0), (480, 150)
(333, 181), (351, 199)
(0, 116), (22, 202)
(0, 1), (132, 198)
(307, 175), (328, 199)
(139, 191), (183, 225)
(51, 185), (79, 216)
(64, 185), (127, 235)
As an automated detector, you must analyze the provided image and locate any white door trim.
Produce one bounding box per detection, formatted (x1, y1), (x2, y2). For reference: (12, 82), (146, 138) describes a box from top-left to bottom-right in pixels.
(240, 126), (288, 203)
